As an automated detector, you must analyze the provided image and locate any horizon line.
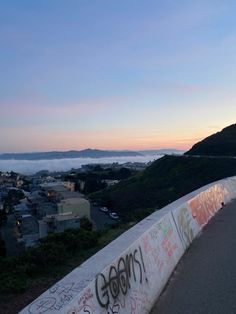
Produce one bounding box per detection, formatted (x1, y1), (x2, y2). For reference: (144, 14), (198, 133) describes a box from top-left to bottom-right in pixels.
(0, 147), (187, 155)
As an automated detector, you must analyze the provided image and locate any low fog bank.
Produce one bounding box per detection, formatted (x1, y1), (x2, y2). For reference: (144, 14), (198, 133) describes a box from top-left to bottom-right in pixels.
(0, 155), (163, 175)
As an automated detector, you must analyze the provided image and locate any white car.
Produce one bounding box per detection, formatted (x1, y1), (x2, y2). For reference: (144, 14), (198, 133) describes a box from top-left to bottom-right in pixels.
(100, 206), (109, 213)
(109, 212), (119, 220)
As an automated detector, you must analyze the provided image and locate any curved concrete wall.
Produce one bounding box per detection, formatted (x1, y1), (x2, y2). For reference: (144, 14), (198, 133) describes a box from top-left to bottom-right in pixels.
(20, 176), (236, 314)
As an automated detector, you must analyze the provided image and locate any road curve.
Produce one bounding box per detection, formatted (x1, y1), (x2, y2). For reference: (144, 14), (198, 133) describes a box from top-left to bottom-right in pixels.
(151, 199), (236, 314)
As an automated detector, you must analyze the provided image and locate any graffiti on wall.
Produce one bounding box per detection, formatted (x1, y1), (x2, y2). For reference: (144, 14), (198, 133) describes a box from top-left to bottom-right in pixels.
(176, 207), (194, 247)
(72, 288), (95, 314)
(141, 233), (164, 274)
(28, 282), (83, 314)
(188, 185), (225, 226)
(149, 217), (178, 262)
(129, 289), (150, 314)
(95, 246), (148, 309)
(140, 215), (179, 279)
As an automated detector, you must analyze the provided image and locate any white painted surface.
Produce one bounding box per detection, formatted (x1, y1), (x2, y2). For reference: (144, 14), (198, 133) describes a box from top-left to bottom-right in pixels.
(19, 176), (236, 314)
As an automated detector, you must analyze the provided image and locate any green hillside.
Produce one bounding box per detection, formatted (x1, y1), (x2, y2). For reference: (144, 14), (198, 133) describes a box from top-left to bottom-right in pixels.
(92, 155), (236, 220)
(185, 124), (236, 156)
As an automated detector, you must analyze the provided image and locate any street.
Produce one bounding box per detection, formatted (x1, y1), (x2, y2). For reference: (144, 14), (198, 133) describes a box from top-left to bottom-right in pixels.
(90, 205), (118, 230)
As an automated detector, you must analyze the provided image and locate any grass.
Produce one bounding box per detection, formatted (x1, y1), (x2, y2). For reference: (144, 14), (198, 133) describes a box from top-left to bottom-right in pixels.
(0, 223), (129, 313)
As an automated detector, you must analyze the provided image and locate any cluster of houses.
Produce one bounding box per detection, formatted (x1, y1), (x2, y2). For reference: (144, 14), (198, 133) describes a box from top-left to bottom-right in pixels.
(1, 172), (90, 249)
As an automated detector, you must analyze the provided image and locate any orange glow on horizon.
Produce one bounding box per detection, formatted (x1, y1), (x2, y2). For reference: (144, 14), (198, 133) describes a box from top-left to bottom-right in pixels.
(2, 123), (227, 153)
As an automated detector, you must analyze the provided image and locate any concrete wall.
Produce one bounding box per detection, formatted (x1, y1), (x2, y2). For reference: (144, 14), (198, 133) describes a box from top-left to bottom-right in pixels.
(56, 216), (80, 233)
(19, 176), (236, 314)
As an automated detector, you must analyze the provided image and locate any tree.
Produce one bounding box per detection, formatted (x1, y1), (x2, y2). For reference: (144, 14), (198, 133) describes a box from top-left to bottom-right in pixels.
(117, 167), (132, 179)
(80, 217), (93, 231)
(0, 237), (6, 257)
(0, 210), (7, 225)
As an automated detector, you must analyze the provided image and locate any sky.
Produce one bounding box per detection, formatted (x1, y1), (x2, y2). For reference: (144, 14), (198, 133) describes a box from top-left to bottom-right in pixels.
(0, 0), (236, 153)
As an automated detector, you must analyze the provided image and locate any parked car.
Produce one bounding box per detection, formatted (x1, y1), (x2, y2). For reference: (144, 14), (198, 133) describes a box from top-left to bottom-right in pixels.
(100, 206), (109, 213)
(109, 212), (119, 220)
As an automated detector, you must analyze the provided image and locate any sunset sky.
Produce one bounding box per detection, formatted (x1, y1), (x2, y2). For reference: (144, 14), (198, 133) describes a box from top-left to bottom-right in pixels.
(1, 0), (236, 153)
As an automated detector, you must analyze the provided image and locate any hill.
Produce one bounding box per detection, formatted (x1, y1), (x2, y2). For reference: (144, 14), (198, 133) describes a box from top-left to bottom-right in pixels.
(0, 149), (142, 160)
(92, 155), (236, 221)
(0, 149), (185, 160)
(185, 124), (236, 156)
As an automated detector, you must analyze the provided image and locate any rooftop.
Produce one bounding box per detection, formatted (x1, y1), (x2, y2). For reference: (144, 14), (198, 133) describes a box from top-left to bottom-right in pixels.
(45, 213), (80, 221)
(21, 217), (39, 235)
(59, 197), (89, 205)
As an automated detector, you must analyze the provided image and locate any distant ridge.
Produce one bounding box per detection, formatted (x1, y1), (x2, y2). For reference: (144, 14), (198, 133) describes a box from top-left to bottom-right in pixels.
(0, 148), (184, 160)
(185, 124), (236, 156)
(0, 149), (142, 160)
